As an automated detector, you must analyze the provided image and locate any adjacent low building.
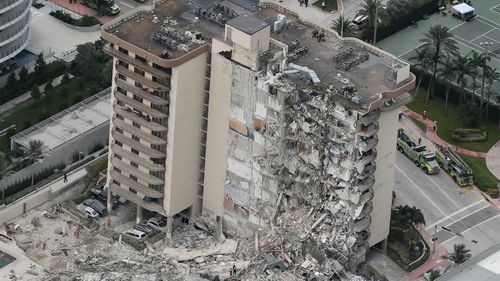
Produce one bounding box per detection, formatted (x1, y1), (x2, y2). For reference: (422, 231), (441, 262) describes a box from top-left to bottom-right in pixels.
(102, 0), (415, 269)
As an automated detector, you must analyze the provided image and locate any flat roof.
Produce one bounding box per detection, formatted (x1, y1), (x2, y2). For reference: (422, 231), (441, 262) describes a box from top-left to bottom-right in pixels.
(102, 0), (412, 110)
(227, 14), (271, 35)
(11, 91), (111, 152)
(438, 243), (500, 281)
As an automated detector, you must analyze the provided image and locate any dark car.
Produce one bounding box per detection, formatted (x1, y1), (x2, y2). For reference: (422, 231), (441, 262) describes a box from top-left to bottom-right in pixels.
(133, 223), (156, 235)
(90, 187), (119, 208)
(83, 199), (107, 217)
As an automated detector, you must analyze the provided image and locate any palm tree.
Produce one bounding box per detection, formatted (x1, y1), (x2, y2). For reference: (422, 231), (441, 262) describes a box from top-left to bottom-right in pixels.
(355, 0), (388, 42)
(447, 244), (471, 265)
(439, 57), (456, 115)
(419, 25), (459, 104)
(468, 51), (489, 102)
(409, 48), (431, 99)
(480, 66), (499, 116)
(425, 269), (441, 281)
(391, 205), (426, 228)
(453, 53), (472, 107)
(332, 15), (354, 37)
(24, 140), (45, 187)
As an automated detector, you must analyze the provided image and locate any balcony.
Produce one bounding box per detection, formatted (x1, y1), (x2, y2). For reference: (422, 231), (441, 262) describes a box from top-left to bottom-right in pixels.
(113, 117), (166, 145)
(358, 122), (379, 138)
(353, 217), (371, 233)
(112, 131), (165, 158)
(114, 90), (168, 119)
(115, 77), (169, 106)
(110, 170), (164, 198)
(112, 144), (165, 172)
(358, 110), (381, 126)
(104, 45), (170, 78)
(114, 104), (167, 132)
(111, 158), (165, 186)
(358, 136), (378, 153)
(115, 64), (169, 91)
(110, 183), (164, 213)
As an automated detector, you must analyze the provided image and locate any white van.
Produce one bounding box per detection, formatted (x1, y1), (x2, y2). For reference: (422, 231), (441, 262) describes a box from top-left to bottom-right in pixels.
(123, 229), (147, 240)
(352, 15), (369, 30)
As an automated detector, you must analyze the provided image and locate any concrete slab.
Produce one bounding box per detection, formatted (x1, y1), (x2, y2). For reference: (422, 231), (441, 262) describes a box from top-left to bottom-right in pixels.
(486, 141), (500, 181)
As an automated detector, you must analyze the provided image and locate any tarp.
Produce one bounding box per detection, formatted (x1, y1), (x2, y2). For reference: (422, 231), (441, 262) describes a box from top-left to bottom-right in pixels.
(452, 3), (474, 15)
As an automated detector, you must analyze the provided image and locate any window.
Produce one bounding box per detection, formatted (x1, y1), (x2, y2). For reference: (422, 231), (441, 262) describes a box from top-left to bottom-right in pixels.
(115, 154), (122, 160)
(129, 188), (137, 194)
(134, 68), (145, 76)
(115, 127), (123, 134)
(117, 87), (127, 95)
(135, 55), (147, 64)
(118, 47), (128, 54)
(131, 148), (139, 155)
(133, 95), (143, 103)
(112, 179), (120, 186)
(118, 74), (126, 80)
(113, 167), (121, 173)
(130, 161), (138, 168)
(132, 135), (140, 142)
(135, 82), (142, 88)
(115, 140), (123, 147)
(130, 174), (138, 181)
(132, 121), (140, 129)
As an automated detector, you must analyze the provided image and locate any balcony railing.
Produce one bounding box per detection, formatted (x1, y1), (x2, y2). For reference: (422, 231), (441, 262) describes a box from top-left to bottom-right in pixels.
(104, 45), (170, 78)
(114, 104), (167, 132)
(115, 64), (169, 91)
(110, 183), (164, 213)
(114, 90), (168, 119)
(111, 158), (165, 186)
(115, 77), (169, 106)
(113, 117), (166, 145)
(112, 144), (165, 172)
(110, 170), (164, 198)
(112, 131), (166, 158)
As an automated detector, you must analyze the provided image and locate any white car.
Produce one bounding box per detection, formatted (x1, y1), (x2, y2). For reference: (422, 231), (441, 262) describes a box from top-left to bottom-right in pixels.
(123, 229), (147, 240)
(147, 218), (167, 232)
(77, 204), (99, 219)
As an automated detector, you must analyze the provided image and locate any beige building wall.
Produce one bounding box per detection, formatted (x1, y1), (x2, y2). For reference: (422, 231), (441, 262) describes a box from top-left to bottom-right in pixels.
(225, 25), (270, 71)
(163, 52), (207, 216)
(202, 39), (233, 216)
(368, 109), (399, 246)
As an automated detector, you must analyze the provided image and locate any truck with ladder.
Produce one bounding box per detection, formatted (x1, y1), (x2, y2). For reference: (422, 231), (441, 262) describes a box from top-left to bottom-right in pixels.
(396, 128), (440, 175)
(81, 0), (120, 15)
(435, 146), (473, 186)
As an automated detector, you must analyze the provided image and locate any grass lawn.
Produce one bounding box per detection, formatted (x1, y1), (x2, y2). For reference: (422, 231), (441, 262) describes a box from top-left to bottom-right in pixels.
(407, 91), (500, 153)
(313, 0), (337, 11)
(461, 156), (499, 196)
(0, 78), (99, 151)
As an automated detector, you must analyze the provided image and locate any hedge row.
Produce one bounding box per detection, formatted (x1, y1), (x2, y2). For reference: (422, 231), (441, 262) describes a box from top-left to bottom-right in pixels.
(50, 10), (101, 27)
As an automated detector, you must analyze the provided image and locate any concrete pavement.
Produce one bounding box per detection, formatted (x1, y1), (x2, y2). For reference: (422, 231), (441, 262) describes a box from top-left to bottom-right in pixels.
(485, 141), (500, 181)
(366, 249), (408, 281)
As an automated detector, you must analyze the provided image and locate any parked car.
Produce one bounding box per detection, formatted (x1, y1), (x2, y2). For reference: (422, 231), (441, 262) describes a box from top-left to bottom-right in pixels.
(123, 229), (147, 240)
(133, 223), (156, 235)
(90, 185), (120, 207)
(77, 204), (99, 219)
(134, 0), (145, 3)
(83, 199), (107, 217)
(147, 218), (167, 232)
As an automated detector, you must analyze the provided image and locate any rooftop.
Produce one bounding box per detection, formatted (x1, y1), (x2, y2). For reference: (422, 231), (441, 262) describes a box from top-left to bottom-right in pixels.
(102, 0), (413, 110)
(11, 91), (110, 152)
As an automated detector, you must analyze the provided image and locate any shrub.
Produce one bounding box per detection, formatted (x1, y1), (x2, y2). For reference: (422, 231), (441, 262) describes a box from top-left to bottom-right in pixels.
(50, 10), (101, 27)
(451, 128), (488, 142)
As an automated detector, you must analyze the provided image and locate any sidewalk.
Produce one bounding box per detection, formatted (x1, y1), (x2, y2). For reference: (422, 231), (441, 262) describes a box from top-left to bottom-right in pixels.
(407, 227), (449, 280)
(47, 0), (113, 23)
(366, 249), (408, 281)
(0, 74), (69, 116)
(262, 0), (338, 30)
(401, 106), (487, 158)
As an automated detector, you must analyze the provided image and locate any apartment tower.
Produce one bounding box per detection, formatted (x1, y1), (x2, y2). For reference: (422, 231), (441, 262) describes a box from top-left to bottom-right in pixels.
(102, 0), (415, 267)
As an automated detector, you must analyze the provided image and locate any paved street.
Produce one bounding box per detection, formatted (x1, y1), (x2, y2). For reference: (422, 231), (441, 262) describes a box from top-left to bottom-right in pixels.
(394, 118), (500, 258)
(115, 0), (151, 14)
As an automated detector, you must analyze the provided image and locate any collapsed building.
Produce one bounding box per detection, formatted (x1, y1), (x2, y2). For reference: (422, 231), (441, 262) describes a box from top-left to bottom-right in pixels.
(101, 0), (415, 273)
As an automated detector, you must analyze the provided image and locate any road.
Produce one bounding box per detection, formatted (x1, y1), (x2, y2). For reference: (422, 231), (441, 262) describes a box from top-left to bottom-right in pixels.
(394, 118), (500, 258)
(115, 0), (151, 13)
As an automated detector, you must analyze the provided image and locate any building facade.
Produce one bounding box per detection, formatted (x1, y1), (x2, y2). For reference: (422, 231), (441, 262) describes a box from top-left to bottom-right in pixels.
(0, 0), (31, 67)
(102, 0), (414, 268)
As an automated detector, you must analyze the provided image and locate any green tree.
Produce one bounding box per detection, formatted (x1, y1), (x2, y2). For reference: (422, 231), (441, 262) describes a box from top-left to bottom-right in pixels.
(438, 57), (456, 115)
(356, 0), (389, 41)
(34, 53), (47, 77)
(409, 48), (431, 98)
(24, 140), (45, 187)
(101, 60), (113, 87)
(391, 205), (426, 228)
(447, 244), (471, 265)
(419, 25), (458, 103)
(19, 66), (29, 81)
(482, 67), (500, 117)
(425, 269), (441, 281)
(332, 15), (355, 37)
(30, 86), (41, 100)
(452, 53), (472, 107)
(44, 80), (53, 93)
(5, 72), (17, 92)
(468, 51), (488, 100)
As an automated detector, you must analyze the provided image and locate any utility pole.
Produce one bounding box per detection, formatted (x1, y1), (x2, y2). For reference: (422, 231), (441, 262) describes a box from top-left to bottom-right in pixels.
(432, 225), (437, 254)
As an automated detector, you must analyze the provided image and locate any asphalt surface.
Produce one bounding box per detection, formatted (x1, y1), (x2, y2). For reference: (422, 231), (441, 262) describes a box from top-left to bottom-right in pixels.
(394, 118), (500, 258)
(115, 0), (151, 13)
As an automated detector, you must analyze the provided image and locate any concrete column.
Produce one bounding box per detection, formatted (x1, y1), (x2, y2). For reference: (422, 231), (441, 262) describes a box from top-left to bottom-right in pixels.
(136, 205), (143, 224)
(106, 188), (112, 214)
(381, 238), (388, 253)
(166, 216), (173, 238)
